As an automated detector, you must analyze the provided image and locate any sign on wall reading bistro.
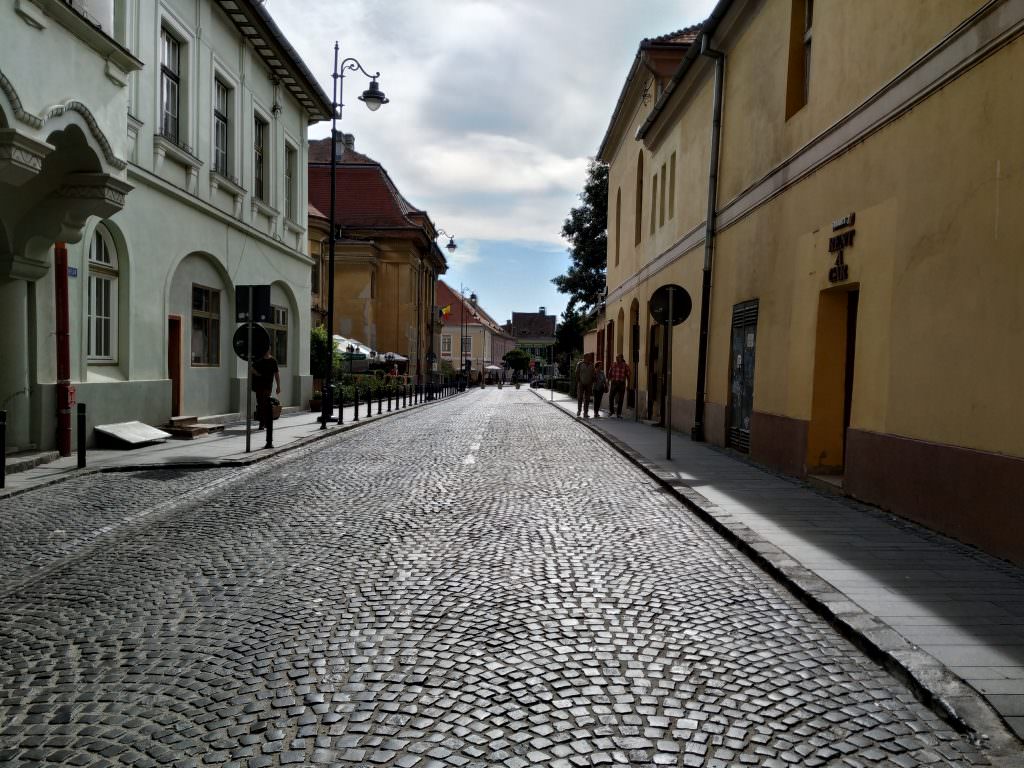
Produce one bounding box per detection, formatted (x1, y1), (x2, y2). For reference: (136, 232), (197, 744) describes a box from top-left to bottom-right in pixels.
(827, 212), (855, 283)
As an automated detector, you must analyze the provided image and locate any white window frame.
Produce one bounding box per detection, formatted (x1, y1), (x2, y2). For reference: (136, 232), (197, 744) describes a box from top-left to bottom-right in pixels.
(191, 284), (220, 367)
(159, 27), (181, 143)
(253, 113), (268, 202)
(284, 143), (297, 222)
(87, 225), (118, 363)
(441, 335), (452, 354)
(213, 78), (230, 176)
(269, 304), (288, 366)
(462, 335), (472, 355)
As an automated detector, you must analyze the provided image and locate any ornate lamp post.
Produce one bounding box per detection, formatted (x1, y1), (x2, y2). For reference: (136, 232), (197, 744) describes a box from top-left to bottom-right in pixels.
(322, 43), (389, 429)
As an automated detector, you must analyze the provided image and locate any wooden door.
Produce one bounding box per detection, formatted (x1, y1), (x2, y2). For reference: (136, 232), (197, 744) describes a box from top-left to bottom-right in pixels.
(168, 315), (182, 417)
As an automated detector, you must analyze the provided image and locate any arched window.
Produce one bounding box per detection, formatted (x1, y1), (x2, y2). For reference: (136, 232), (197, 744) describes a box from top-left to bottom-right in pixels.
(634, 154), (644, 246)
(88, 224), (118, 362)
(615, 188), (622, 266)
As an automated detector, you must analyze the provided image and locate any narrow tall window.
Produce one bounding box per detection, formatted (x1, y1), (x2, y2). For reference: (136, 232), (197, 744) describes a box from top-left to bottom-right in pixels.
(269, 305), (288, 365)
(160, 29), (180, 142)
(284, 145), (297, 220)
(312, 238), (324, 296)
(87, 226), (118, 362)
(669, 153), (677, 220)
(804, 0), (814, 104)
(254, 116), (267, 201)
(650, 174), (657, 235)
(213, 79), (230, 175)
(786, 0), (814, 118)
(634, 154), (644, 246)
(191, 285), (220, 366)
(441, 335), (452, 354)
(659, 163), (667, 227)
(614, 188), (622, 266)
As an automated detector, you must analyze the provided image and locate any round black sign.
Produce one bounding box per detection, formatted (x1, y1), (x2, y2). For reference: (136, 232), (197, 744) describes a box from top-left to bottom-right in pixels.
(649, 284), (692, 326)
(232, 322), (271, 362)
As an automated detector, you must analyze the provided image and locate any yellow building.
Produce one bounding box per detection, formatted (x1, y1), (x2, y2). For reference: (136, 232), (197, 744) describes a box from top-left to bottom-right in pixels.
(600, 0), (1024, 564)
(308, 136), (447, 380)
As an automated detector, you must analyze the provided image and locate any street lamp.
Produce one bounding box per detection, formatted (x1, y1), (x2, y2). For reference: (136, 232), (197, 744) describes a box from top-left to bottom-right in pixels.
(436, 228), (458, 253)
(322, 42), (388, 430)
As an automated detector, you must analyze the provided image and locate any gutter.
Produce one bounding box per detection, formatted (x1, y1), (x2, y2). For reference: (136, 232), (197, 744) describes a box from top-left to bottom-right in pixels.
(692, 34), (725, 442)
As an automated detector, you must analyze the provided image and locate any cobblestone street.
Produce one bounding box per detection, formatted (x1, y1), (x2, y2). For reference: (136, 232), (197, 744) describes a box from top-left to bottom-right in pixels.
(0, 389), (994, 766)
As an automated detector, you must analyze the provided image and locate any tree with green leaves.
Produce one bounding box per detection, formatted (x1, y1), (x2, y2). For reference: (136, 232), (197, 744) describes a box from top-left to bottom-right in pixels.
(552, 159), (608, 314)
(502, 348), (532, 376)
(554, 304), (590, 373)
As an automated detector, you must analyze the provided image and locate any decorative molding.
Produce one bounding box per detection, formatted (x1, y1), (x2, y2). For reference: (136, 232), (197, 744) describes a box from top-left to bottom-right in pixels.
(0, 69), (44, 129)
(54, 174), (132, 209)
(251, 196), (279, 222)
(105, 58), (129, 88)
(607, 222), (705, 306)
(284, 218), (305, 236)
(14, 0), (46, 29)
(45, 101), (128, 170)
(0, 129), (52, 185)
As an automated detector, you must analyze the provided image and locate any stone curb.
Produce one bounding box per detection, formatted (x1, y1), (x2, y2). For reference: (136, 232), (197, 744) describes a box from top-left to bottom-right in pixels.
(535, 391), (1023, 764)
(0, 392), (466, 501)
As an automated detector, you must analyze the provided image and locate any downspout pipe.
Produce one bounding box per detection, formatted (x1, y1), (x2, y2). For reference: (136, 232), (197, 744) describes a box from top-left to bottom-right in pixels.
(691, 34), (725, 442)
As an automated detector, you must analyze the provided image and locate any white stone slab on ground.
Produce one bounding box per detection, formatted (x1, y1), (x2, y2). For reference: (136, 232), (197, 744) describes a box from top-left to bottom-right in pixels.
(95, 421), (171, 446)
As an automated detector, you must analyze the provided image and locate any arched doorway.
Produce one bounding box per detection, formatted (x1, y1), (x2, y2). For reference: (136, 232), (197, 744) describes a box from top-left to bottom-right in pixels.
(628, 299), (640, 408)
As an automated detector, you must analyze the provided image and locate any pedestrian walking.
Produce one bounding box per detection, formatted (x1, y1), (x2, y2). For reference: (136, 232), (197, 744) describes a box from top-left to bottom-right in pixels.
(592, 363), (607, 418)
(575, 353), (596, 418)
(251, 349), (280, 431)
(608, 353), (631, 418)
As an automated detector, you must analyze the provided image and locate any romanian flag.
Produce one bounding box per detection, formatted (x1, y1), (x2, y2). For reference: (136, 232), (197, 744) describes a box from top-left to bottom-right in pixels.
(440, 304), (452, 319)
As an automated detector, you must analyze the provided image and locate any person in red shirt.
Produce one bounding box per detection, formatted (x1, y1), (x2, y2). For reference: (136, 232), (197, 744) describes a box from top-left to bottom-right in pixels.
(607, 354), (631, 418)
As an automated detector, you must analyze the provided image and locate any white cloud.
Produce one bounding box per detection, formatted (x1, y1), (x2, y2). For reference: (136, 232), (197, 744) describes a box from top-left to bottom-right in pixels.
(270, 0), (717, 246)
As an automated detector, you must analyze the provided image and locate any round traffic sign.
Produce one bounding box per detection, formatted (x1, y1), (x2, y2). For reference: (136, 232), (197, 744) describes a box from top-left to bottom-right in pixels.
(232, 322), (271, 362)
(649, 284), (692, 326)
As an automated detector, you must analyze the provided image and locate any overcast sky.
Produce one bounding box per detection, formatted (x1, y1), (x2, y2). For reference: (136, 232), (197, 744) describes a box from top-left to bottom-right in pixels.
(272, 0), (717, 326)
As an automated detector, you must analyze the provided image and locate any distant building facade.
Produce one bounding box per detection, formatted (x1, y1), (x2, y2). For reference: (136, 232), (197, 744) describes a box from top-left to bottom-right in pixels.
(308, 135), (446, 382)
(505, 309), (557, 368)
(436, 281), (515, 380)
(600, 1), (1024, 563)
(1, 0), (326, 450)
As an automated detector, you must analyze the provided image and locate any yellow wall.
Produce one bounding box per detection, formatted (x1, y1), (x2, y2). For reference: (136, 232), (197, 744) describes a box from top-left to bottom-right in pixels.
(604, 0), (1024, 459)
(718, 0), (985, 204)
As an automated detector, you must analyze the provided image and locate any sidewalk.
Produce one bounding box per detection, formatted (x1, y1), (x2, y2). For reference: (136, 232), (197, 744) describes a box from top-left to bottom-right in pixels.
(540, 388), (1024, 758)
(0, 391), (442, 498)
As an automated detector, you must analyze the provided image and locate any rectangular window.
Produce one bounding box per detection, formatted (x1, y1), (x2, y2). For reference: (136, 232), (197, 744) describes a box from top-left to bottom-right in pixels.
(160, 29), (181, 142)
(786, 0), (813, 118)
(269, 305), (288, 366)
(669, 153), (676, 220)
(191, 285), (220, 366)
(254, 116), (267, 201)
(441, 335), (452, 354)
(312, 239), (324, 295)
(650, 174), (657, 235)
(213, 79), (229, 176)
(284, 145), (297, 220)
(659, 163), (667, 227)
(462, 336), (472, 355)
(87, 274), (116, 361)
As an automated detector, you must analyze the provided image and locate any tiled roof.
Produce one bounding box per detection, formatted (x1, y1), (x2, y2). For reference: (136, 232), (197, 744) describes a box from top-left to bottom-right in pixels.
(642, 25), (702, 46)
(308, 138), (427, 230)
(436, 281), (510, 336)
(510, 312), (556, 339)
(596, 22), (702, 161)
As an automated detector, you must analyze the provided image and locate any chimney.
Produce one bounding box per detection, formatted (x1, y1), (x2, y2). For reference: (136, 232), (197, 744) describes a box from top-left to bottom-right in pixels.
(538, 306), (545, 315)
(333, 134), (355, 162)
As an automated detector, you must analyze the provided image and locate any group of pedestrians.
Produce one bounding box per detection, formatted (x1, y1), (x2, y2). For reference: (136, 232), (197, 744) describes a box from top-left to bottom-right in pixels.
(574, 353), (630, 419)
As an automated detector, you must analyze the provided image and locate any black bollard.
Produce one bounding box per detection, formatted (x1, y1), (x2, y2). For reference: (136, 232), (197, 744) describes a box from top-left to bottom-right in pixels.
(354, 386), (360, 421)
(377, 391), (383, 415)
(1, 410), (7, 489)
(337, 386), (344, 425)
(387, 390), (392, 412)
(367, 390), (372, 418)
(77, 403), (86, 469)
(265, 405), (274, 449)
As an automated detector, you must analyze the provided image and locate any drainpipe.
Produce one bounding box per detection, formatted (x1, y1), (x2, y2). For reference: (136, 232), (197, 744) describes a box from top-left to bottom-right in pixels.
(55, 242), (72, 456)
(691, 34), (725, 443)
